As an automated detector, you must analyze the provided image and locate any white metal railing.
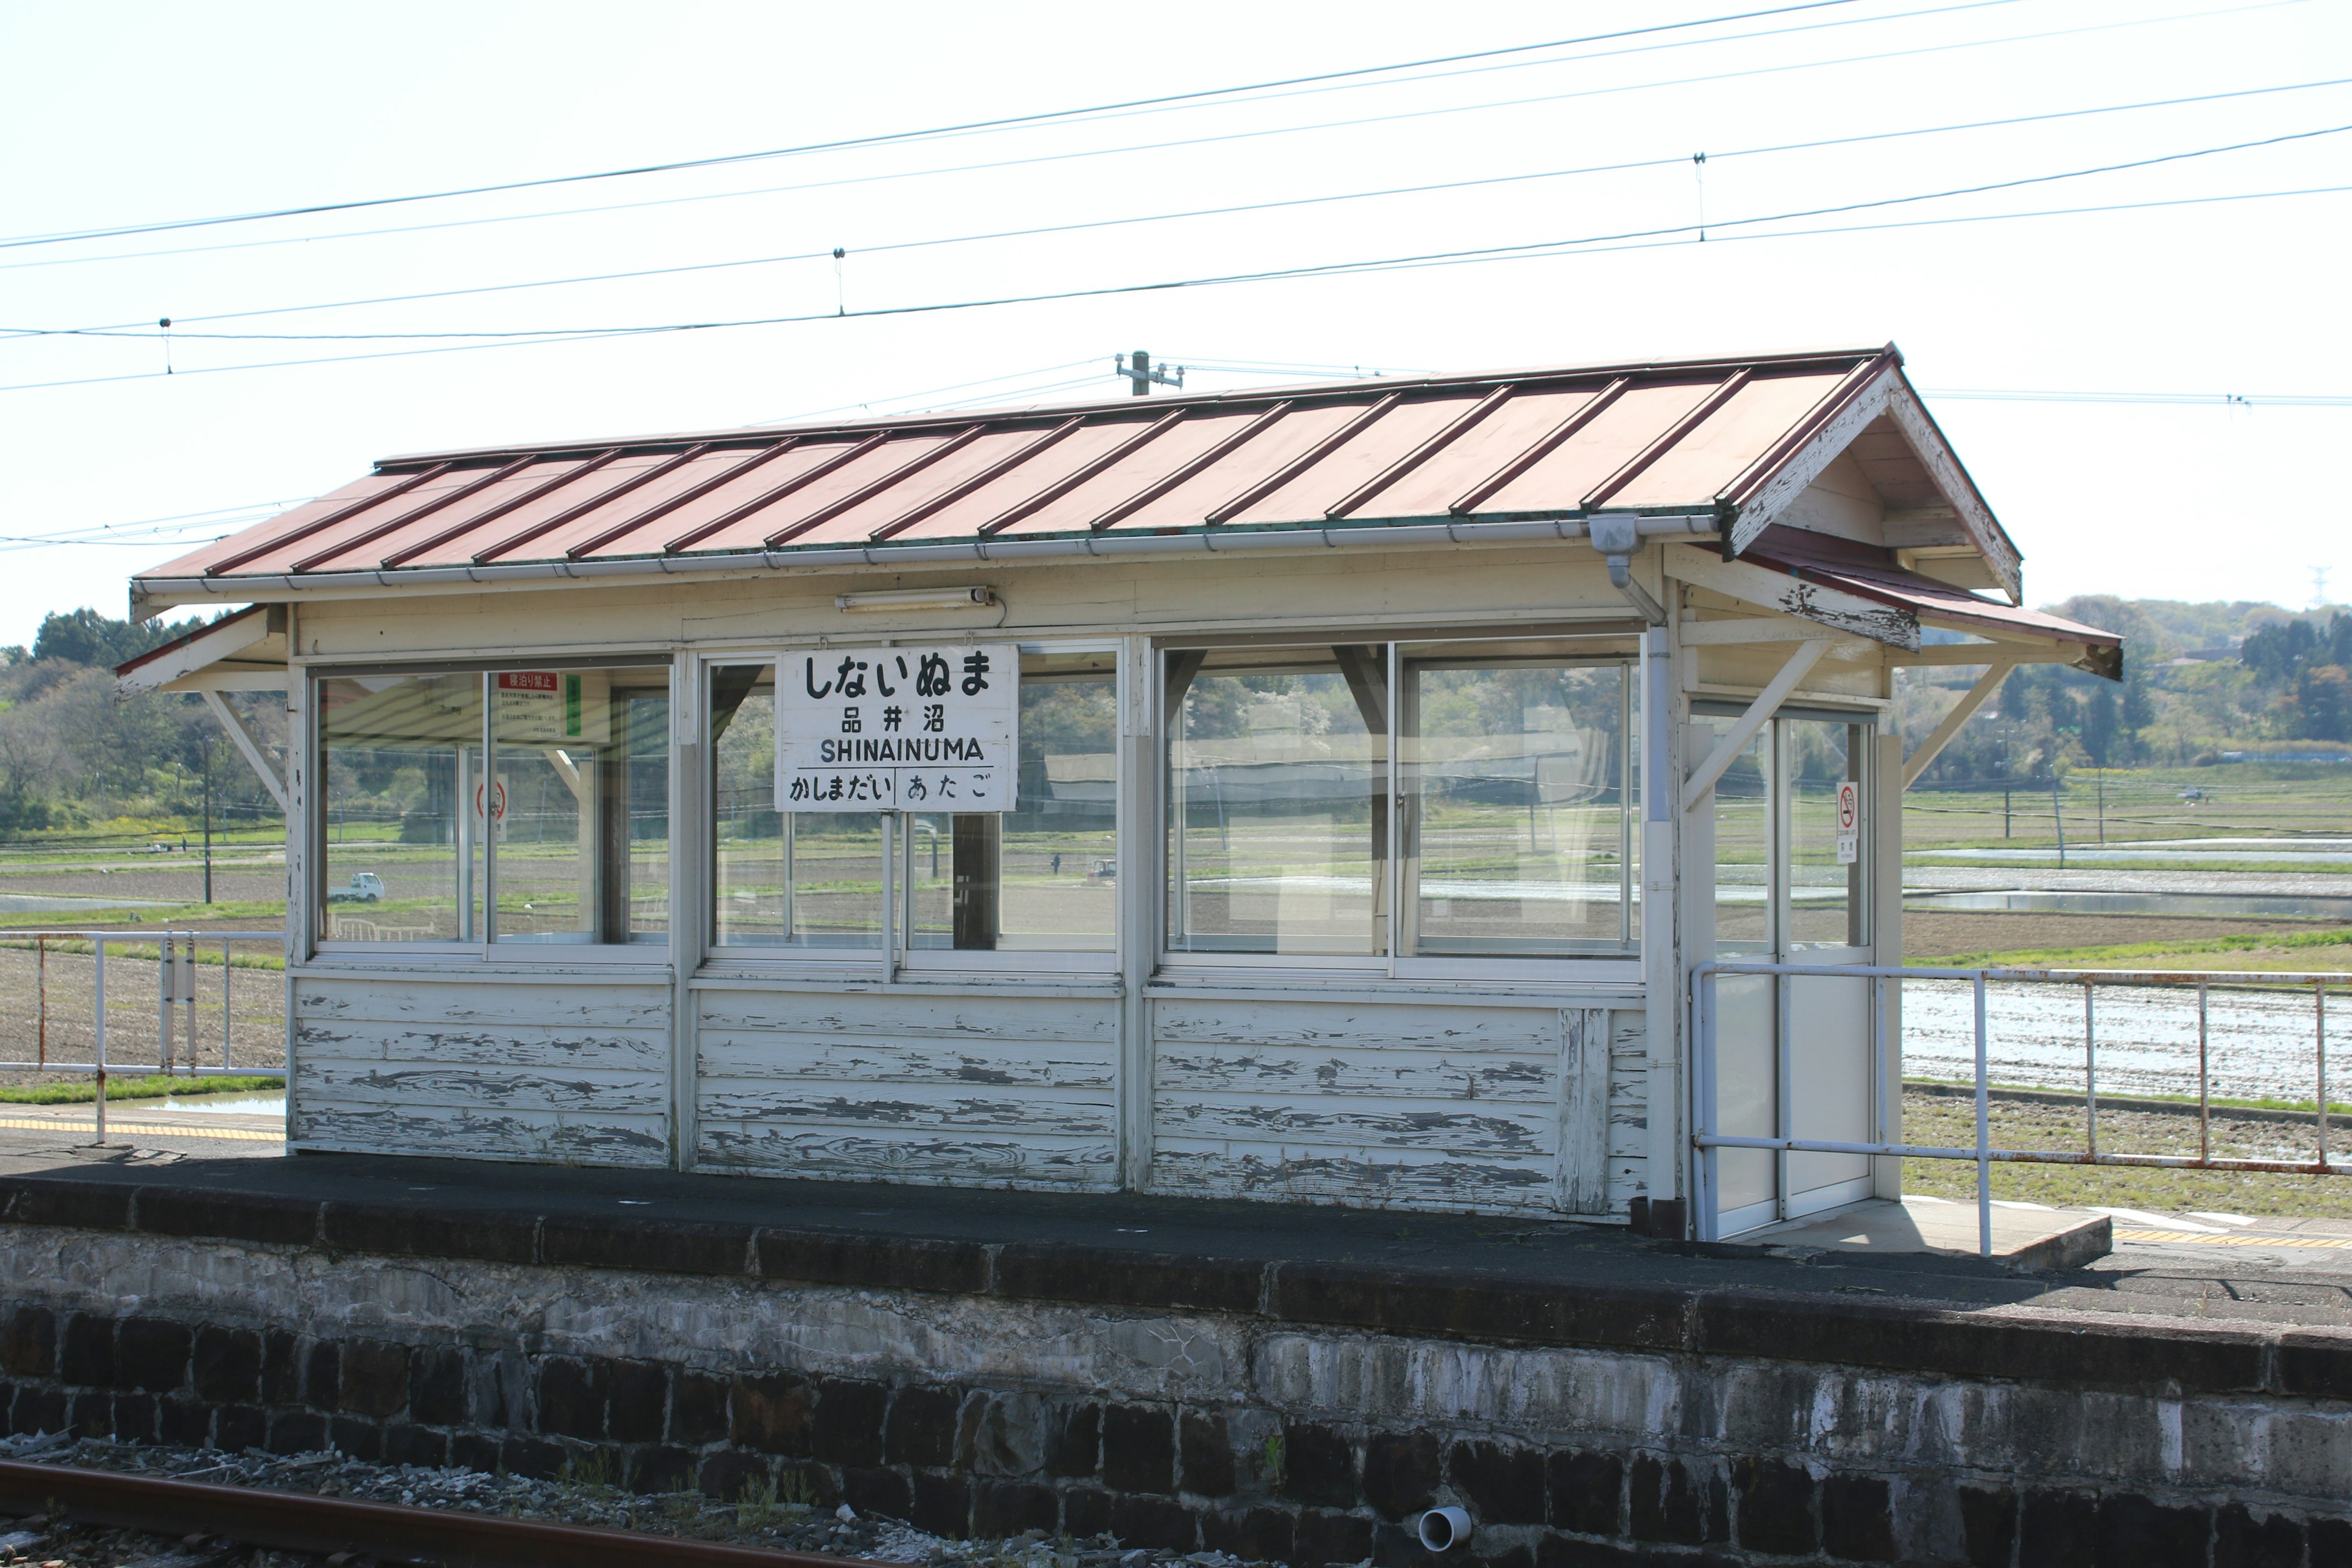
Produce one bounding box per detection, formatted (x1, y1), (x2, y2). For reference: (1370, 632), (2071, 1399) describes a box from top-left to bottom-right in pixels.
(0, 929), (287, 1146)
(1691, 960), (2350, 1256)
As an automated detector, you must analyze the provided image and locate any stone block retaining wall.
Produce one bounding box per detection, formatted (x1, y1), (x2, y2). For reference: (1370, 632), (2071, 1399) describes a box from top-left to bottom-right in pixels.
(6, 1182), (2352, 1567)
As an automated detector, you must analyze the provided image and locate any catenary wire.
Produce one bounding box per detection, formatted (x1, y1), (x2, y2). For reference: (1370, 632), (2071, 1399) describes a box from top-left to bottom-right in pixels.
(23, 75), (2346, 339)
(4, 178), (2346, 396)
(0, 0), (1879, 252)
(28, 122), (2342, 344)
(0, 0), (2290, 277)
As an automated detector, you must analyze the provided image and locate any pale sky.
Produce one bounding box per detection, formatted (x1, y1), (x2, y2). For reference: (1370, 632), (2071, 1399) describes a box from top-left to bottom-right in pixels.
(2, 0), (2347, 646)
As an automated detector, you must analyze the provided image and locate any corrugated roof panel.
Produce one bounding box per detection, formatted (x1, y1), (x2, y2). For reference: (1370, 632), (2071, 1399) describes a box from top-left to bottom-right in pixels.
(1480, 380), (1719, 513)
(1227, 394), (1468, 524)
(990, 411), (1251, 537)
(884, 420), (1141, 543)
(1109, 402), (1363, 533)
(1608, 372), (1849, 509)
(782, 427), (1054, 548)
(149, 473), (417, 578)
(392, 454), (655, 568)
(662, 439), (886, 554)
(739, 433), (962, 546)
(537, 447), (761, 559)
(301, 457), (587, 572)
(1349, 386), (1599, 518)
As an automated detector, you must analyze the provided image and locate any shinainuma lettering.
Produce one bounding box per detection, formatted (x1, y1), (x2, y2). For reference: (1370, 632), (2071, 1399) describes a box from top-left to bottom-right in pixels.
(818, 736), (989, 763)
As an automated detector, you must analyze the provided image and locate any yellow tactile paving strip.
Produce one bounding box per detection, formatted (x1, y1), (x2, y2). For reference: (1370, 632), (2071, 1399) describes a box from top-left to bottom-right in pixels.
(2116, 1229), (2352, 1248)
(0, 1117), (280, 1142)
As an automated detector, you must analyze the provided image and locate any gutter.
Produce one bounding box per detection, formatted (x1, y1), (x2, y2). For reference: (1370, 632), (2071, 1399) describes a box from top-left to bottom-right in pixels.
(135, 513), (1723, 605)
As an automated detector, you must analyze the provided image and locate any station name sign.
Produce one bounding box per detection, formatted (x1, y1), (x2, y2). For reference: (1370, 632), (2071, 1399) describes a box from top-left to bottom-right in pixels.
(776, 644), (1018, 813)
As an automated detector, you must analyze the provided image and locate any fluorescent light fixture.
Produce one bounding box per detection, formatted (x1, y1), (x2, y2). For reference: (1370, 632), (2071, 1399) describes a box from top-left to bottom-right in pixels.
(835, 586), (996, 612)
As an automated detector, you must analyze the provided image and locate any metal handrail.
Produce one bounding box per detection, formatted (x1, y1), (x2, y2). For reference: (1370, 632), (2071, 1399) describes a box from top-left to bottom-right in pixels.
(0, 929), (287, 1147)
(1691, 960), (2350, 1256)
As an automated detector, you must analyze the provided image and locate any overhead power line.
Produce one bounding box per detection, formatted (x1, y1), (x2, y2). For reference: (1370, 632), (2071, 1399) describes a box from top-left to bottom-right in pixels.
(22, 75), (2345, 339)
(0, 0), (2286, 277)
(1924, 388), (2352, 407)
(0, 0), (1877, 252)
(23, 121), (2341, 344)
(4, 177), (2346, 397)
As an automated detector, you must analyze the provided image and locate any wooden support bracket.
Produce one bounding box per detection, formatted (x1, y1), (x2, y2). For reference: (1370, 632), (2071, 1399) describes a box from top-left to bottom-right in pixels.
(1680, 639), (1829, 813)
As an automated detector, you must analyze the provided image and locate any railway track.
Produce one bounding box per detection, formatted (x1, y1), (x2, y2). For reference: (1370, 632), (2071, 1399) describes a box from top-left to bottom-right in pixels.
(0, 1460), (883, 1568)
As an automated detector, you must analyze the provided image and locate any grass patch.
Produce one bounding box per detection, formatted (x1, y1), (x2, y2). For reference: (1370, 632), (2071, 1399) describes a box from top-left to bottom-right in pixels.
(0, 1074), (283, 1105)
(1912, 927), (2352, 971)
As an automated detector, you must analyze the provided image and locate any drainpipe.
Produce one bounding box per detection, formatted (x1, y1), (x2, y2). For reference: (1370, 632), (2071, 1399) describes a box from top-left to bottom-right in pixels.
(1588, 514), (1668, 625)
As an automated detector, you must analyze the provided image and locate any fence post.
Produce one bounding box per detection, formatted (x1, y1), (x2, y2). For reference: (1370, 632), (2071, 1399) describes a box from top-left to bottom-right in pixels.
(157, 932), (173, 1076)
(1776, 968), (1793, 1223)
(2198, 979), (2211, 1164)
(2320, 984), (2330, 1174)
(35, 937), (45, 1069)
(92, 935), (107, 1148)
(2084, 981), (2097, 1161)
(1974, 971), (1990, 1258)
(222, 938), (233, 1072)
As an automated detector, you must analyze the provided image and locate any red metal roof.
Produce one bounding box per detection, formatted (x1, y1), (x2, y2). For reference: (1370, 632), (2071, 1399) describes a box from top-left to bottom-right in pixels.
(137, 345), (2023, 592)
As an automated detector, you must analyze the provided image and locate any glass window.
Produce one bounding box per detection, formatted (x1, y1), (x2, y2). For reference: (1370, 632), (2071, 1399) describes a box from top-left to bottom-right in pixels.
(317, 665), (669, 946)
(1401, 649), (1635, 956)
(1166, 647), (1385, 956)
(318, 672), (483, 943)
(712, 665), (884, 950)
(711, 649), (1116, 955)
(1709, 722), (1774, 959)
(1785, 717), (1869, 950)
(1164, 638), (1640, 962)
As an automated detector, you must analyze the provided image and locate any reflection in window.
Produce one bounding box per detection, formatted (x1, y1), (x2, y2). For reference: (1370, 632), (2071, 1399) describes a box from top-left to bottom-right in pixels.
(1785, 717), (1869, 950)
(710, 652), (1116, 954)
(1166, 648), (1385, 956)
(909, 654), (1116, 952)
(491, 668), (671, 944)
(318, 673), (483, 943)
(1403, 654), (1635, 955)
(711, 666), (883, 949)
(1710, 722), (1774, 959)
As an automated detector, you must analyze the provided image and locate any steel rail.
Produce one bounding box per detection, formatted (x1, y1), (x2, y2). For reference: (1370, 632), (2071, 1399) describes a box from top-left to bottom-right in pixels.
(0, 1458), (878, 1568)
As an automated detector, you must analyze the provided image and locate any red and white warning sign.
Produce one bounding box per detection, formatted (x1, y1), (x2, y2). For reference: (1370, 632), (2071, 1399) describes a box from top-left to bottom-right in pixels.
(1836, 780), (1860, 864)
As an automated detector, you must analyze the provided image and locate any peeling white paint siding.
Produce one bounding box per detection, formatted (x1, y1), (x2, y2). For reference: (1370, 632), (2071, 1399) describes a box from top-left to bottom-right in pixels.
(290, 974), (672, 1166)
(693, 989), (1121, 1189)
(1149, 999), (1589, 1213)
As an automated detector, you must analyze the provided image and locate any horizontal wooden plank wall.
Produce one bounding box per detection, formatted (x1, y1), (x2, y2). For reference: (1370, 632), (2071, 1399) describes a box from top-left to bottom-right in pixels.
(693, 989), (1121, 1188)
(290, 974), (672, 1167)
(1150, 997), (1629, 1215)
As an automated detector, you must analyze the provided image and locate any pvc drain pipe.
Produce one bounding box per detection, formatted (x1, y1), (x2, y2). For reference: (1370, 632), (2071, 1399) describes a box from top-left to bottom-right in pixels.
(1417, 1507), (1473, 1552)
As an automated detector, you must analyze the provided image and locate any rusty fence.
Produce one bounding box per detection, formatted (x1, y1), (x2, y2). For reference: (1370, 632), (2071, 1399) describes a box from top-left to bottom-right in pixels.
(1692, 962), (2349, 1255)
(0, 929), (287, 1143)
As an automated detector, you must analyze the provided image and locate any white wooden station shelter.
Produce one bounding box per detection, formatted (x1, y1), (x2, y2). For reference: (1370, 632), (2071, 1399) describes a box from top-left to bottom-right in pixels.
(121, 344), (2120, 1236)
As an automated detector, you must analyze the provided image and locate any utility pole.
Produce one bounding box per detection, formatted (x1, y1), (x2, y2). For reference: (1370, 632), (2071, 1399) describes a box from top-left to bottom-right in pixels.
(1117, 350), (1185, 397)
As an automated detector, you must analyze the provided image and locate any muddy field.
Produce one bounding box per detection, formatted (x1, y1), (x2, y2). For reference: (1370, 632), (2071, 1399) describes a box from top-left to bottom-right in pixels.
(1901, 908), (2326, 960)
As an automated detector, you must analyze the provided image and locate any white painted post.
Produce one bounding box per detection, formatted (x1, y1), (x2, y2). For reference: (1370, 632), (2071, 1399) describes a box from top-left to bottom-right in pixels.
(1776, 963), (1793, 1223)
(1117, 633), (1156, 1192)
(2085, 982), (2098, 1161)
(1975, 973), (1990, 1257)
(2198, 979), (2211, 1164)
(93, 936), (107, 1147)
(2318, 985), (2329, 1172)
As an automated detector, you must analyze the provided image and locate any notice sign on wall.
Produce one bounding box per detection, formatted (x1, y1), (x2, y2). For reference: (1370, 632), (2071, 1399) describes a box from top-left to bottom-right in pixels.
(777, 644), (1019, 813)
(1836, 780), (1860, 864)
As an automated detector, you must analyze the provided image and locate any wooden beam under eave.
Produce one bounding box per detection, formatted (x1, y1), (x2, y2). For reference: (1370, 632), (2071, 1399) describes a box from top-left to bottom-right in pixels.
(1665, 545), (1921, 650)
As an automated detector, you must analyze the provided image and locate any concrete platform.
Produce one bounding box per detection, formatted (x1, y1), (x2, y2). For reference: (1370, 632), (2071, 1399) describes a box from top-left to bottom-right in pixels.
(1746, 1196), (2113, 1271)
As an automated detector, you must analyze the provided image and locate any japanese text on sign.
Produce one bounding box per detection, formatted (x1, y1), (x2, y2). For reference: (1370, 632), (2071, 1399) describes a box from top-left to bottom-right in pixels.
(1835, 780), (1860, 865)
(777, 644), (1018, 813)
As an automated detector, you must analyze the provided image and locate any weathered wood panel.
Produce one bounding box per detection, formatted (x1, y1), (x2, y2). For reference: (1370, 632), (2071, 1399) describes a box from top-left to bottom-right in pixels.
(699, 1126), (1115, 1184)
(293, 1103), (669, 1166)
(290, 975), (672, 1166)
(694, 988), (1120, 1189)
(1605, 1011), (1651, 1214)
(1155, 1042), (1552, 1101)
(697, 1031), (1112, 1088)
(1151, 1142), (1553, 1212)
(1150, 998), (1591, 1215)
(295, 1057), (669, 1115)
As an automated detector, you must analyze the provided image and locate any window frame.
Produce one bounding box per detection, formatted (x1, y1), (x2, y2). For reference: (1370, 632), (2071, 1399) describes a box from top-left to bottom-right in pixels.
(307, 654), (680, 965)
(1154, 628), (1648, 982)
(697, 639), (1125, 978)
